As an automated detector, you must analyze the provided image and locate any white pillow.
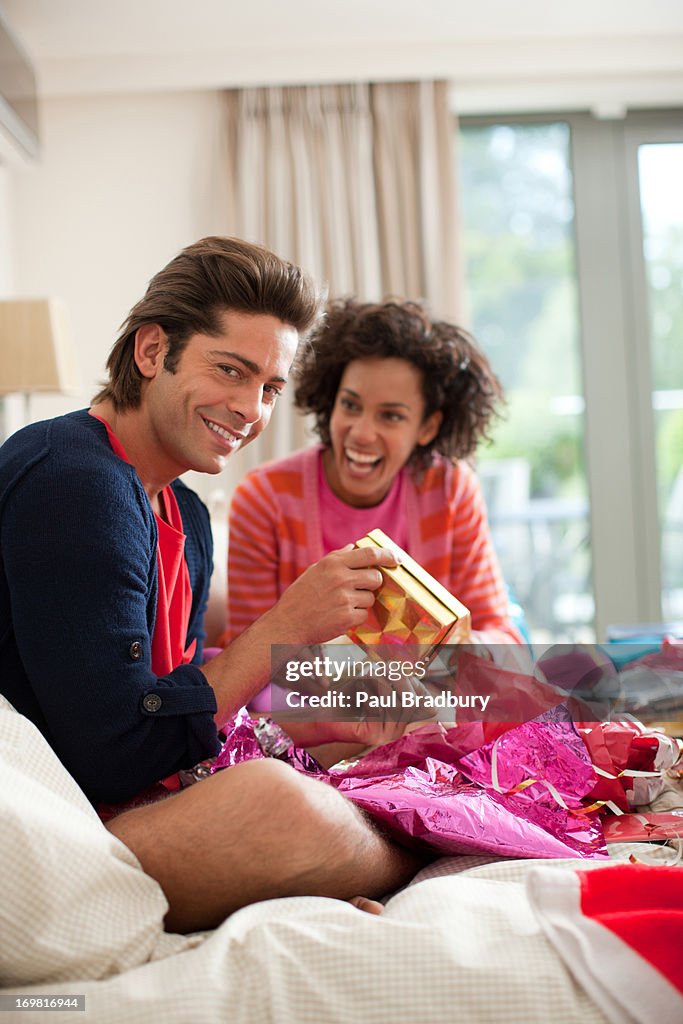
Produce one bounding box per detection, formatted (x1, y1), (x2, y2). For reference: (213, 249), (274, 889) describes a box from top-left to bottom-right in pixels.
(0, 696), (171, 985)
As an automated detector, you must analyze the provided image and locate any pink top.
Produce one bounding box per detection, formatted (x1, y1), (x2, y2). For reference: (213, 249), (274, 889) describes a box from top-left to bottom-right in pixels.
(226, 444), (522, 647)
(318, 455), (409, 553)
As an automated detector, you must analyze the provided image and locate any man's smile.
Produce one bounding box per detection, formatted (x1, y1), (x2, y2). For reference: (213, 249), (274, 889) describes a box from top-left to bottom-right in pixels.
(201, 415), (247, 449)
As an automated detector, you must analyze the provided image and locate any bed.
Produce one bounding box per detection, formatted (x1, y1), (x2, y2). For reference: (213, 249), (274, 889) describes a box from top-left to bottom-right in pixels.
(1, 695), (681, 1024)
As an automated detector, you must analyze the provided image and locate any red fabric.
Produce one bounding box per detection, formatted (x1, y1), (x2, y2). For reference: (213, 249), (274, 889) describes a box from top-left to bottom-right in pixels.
(579, 864), (683, 994)
(151, 488), (196, 677)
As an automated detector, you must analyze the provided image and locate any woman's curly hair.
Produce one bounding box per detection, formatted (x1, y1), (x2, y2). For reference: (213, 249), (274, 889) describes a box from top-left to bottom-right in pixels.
(294, 298), (504, 472)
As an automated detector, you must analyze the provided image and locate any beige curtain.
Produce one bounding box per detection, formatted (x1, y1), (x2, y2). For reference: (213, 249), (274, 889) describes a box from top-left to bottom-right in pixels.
(222, 80), (462, 478)
(371, 82), (461, 321)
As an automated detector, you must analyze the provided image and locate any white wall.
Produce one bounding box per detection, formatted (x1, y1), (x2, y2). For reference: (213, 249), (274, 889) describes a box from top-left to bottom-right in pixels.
(7, 88), (238, 496)
(0, 163), (24, 437)
(0, 165), (12, 295)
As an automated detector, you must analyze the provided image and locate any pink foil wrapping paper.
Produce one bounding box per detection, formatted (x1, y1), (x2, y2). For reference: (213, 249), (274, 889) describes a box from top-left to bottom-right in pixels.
(455, 712), (596, 812)
(213, 705), (265, 766)
(332, 758), (602, 859)
(211, 707), (607, 860)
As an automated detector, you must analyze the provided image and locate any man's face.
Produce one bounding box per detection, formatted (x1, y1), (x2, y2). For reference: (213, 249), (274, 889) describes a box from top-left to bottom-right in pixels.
(140, 309), (299, 479)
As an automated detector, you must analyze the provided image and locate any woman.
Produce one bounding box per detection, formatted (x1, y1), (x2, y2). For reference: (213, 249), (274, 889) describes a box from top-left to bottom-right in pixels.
(226, 298), (523, 649)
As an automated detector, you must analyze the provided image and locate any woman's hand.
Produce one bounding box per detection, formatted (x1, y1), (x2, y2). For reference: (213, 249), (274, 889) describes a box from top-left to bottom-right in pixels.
(322, 717), (410, 749)
(283, 668), (439, 754)
(284, 717), (411, 769)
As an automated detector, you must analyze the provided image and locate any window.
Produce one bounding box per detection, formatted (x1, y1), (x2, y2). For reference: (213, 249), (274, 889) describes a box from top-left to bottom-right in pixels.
(637, 142), (683, 619)
(458, 111), (683, 643)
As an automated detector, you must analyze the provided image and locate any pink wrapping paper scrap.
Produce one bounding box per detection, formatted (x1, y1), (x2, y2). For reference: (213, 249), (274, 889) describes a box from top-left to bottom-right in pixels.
(210, 708), (606, 860)
(456, 715), (596, 810)
(454, 648), (612, 725)
(331, 721), (478, 777)
(602, 810), (683, 843)
(450, 715), (605, 858)
(213, 705), (265, 767)
(212, 707), (323, 775)
(333, 757), (604, 859)
(628, 636), (683, 671)
(454, 651), (563, 724)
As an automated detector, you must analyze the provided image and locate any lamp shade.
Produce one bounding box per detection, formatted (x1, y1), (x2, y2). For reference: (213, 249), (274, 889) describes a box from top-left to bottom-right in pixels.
(0, 298), (80, 395)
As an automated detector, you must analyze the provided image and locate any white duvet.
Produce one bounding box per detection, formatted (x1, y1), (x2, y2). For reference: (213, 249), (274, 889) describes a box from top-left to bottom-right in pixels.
(0, 697), (677, 1023)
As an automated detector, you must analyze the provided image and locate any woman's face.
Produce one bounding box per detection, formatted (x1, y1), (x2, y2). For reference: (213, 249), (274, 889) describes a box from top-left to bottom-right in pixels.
(323, 357), (442, 507)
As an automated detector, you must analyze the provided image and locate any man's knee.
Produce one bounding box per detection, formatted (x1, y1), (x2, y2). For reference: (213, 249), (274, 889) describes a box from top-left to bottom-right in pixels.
(226, 760), (372, 887)
(219, 758), (359, 844)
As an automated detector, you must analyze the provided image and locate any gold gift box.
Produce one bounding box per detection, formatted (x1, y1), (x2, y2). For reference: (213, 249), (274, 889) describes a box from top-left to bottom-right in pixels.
(347, 528), (471, 661)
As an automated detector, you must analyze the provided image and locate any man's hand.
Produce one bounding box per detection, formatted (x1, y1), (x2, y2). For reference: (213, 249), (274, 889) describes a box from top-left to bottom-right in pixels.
(205, 544), (397, 730)
(263, 544), (398, 645)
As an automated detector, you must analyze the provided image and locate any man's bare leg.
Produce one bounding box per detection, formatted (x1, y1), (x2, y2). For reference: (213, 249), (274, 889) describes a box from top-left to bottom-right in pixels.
(107, 759), (423, 932)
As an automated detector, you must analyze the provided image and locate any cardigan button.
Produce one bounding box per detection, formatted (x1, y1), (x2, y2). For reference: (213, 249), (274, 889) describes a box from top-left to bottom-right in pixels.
(129, 640), (143, 660)
(142, 693), (162, 713)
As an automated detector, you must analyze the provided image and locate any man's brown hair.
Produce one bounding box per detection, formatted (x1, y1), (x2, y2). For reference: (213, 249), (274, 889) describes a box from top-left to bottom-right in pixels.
(93, 236), (321, 410)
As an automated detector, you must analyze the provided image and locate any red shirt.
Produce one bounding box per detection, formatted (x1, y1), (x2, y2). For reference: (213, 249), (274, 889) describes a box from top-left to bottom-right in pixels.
(151, 489), (197, 675)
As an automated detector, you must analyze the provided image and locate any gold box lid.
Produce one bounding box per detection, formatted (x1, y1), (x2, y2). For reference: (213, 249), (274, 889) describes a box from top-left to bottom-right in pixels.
(354, 527), (470, 625)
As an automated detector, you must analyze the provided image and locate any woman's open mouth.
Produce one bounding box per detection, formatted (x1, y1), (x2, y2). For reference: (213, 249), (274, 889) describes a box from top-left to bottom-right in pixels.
(345, 447), (383, 476)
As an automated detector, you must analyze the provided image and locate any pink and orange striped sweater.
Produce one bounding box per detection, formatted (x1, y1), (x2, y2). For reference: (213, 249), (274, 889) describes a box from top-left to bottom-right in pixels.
(227, 445), (522, 646)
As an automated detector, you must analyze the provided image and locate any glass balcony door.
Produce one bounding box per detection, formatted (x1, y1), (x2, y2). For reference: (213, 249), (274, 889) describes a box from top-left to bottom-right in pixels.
(625, 125), (683, 623)
(458, 121), (592, 643)
(459, 110), (683, 643)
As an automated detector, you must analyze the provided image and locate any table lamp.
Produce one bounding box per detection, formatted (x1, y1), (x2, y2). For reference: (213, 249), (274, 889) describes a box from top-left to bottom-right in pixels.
(0, 298), (80, 429)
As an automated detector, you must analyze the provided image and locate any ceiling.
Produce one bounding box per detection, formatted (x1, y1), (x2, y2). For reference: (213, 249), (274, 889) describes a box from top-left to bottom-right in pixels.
(2, 0), (683, 113)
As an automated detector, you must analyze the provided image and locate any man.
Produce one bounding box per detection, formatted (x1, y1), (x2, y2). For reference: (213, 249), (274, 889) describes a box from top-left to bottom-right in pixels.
(0, 237), (419, 931)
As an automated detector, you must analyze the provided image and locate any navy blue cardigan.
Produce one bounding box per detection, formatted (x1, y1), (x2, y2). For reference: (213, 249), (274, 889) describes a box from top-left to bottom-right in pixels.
(0, 410), (221, 803)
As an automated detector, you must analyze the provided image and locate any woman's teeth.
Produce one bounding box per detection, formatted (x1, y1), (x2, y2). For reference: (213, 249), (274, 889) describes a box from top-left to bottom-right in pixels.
(346, 448), (381, 468)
